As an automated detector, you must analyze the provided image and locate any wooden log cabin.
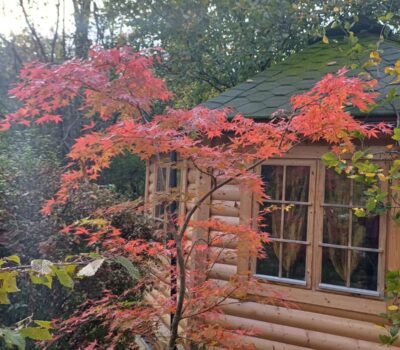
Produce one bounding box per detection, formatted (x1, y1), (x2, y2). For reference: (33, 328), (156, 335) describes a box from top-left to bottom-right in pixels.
(145, 24), (400, 349)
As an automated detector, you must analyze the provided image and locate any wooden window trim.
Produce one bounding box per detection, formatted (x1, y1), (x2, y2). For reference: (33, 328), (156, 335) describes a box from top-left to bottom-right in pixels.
(314, 161), (387, 298)
(152, 158), (184, 226)
(251, 159), (316, 289)
(250, 157), (388, 302)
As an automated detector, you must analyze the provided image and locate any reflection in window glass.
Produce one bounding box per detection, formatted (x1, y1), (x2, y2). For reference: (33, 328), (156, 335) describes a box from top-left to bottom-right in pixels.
(321, 247), (347, 287)
(324, 170), (351, 205)
(352, 215), (379, 249)
(283, 205), (308, 241)
(352, 181), (368, 207)
(260, 205), (281, 238)
(282, 243), (306, 280)
(350, 251), (378, 290)
(323, 207), (349, 245)
(285, 166), (309, 202)
(261, 165), (283, 200)
(256, 242), (279, 277)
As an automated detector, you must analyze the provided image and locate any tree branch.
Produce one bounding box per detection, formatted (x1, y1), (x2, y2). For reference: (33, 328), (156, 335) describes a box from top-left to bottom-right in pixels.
(19, 0), (48, 62)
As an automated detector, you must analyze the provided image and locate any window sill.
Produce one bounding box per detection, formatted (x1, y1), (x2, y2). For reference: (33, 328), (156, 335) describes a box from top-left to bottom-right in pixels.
(249, 279), (386, 316)
(254, 274), (307, 287)
(318, 283), (382, 298)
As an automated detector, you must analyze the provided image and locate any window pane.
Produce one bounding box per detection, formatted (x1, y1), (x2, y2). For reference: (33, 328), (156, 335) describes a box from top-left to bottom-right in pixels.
(321, 247), (347, 286)
(324, 169), (351, 205)
(285, 166), (309, 202)
(156, 167), (167, 192)
(352, 181), (368, 207)
(323, 207), (349, 245)
(283, 205), (307, 241)
(282, 243), (306, 280)
(256, 242), (280, 277)
(262, 165), (283, 200)
(352, 215), (379, 249)
(155, 203), (165, 218)
(170, 168), (181, 189)
(261, 205), (281, 238)
(350, 251), (378, 291)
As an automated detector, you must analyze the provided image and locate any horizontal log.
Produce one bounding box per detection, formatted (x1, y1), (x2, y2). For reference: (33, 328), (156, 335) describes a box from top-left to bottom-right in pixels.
(220, 300), (385, 344)
(185, 229), (238, 249)
(211, 215), (240, 226)
(209, 230), (238, 249)
(216, 313), (382, 350)
(208, 263), (237, 280)
(210, 200), (240, 217)
(209, 279), (385, 323)
(249, 281), (386, 318)
(240, 335), (310, 350)
(210, 247), (237, 265)
(212, 184), (241, 201)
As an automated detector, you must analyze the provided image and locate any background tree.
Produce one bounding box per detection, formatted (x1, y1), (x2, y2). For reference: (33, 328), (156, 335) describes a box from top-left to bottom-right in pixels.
(95, 0), (400, 107)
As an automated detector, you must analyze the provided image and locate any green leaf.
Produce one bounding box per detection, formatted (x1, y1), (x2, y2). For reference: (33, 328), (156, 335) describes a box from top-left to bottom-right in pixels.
(29, 273), (53, 289)
(64, 264), (78, 275)
(379, 334), (393, 345)
(393, 128), (400, 141)
(19, 327), (52, 341)
(322, 152), (339, 167)
(114, 256), (140, 282)
(390, 325), (399, 338)
(351, 150), (365, 163)
(0, 328), (25, 350)
(54, 267), (74, 288)
(33, 320), (52, 329)
(5, 255), (20, 265)
(0, 272), (19, 292)
(0, 292), (10, 304)
(77, 259), (104, 277)
(353, 208), (366, 217)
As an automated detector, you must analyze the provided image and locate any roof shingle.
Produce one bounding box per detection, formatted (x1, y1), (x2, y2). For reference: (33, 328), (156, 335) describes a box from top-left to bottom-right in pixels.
(202, 34), (400, 120)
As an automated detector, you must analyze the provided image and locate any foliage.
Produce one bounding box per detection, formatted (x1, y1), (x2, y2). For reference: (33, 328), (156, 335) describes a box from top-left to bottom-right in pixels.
(96, 0), (400, 107)
(0, 253), (87, 349)
(378, 271), (400, 345)
(0, 42), (385, 349)
(97, 152), (146, 198)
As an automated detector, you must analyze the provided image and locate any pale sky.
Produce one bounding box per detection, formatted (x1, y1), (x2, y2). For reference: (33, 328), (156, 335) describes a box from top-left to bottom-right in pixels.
(0, 0), (76, 37)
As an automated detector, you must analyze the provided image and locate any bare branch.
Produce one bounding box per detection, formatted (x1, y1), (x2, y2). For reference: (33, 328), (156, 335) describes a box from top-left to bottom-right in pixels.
(50, 0), (61, 63)
(19, 0), (48, 62)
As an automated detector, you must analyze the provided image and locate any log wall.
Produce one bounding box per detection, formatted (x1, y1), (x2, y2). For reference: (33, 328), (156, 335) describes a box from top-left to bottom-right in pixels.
(144, 147), (399, 349)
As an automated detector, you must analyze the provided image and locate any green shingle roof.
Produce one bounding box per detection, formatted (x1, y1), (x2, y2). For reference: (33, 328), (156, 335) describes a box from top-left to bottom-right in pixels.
(203, 34), (400, 120)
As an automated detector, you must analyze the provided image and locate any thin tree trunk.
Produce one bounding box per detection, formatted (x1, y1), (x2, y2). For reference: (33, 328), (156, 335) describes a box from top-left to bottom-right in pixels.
(72, 0), (91, 59)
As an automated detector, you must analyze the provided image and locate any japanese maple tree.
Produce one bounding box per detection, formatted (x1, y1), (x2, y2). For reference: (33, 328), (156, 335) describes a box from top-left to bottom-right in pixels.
(0, 46), (383, 349)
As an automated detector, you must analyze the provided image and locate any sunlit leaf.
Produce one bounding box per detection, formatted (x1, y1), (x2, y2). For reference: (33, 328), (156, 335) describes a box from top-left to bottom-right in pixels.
(31, 259), (54, 275)
(77, 259), (105, 277)
(19, 327), (52, 341)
